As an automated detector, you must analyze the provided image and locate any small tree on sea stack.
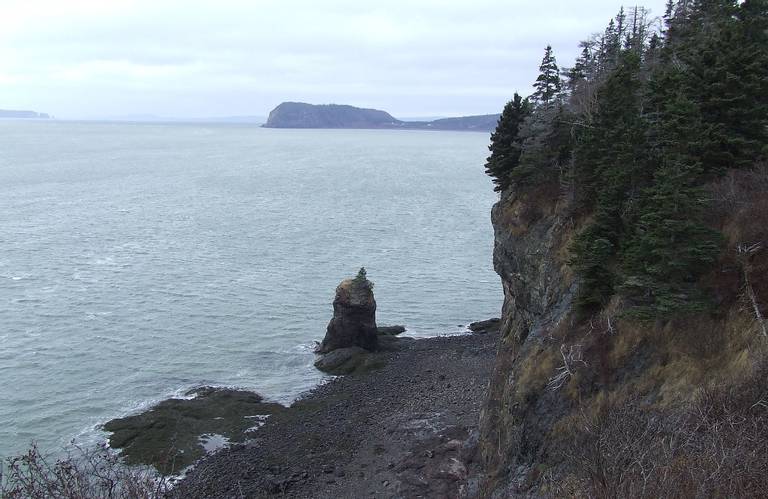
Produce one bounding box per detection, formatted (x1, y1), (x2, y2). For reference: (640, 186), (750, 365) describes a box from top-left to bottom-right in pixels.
(355, 267), (367, 281)
(353, 267), (373, 289)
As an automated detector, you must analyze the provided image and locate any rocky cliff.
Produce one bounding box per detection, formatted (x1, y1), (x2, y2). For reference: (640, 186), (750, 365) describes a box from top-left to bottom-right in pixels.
(478, 171), (768, 497)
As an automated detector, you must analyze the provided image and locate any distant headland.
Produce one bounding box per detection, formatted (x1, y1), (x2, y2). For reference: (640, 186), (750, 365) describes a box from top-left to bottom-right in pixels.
(263, 102), (499, 132)
(0, 109), (51, 119)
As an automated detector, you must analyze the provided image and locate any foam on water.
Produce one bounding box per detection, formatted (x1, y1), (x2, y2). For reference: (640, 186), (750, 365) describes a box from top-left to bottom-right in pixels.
(0, 121), (502, 459)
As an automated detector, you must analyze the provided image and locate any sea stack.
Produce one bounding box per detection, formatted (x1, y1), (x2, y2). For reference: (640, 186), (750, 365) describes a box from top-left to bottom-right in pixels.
(317, 268), (378, 354)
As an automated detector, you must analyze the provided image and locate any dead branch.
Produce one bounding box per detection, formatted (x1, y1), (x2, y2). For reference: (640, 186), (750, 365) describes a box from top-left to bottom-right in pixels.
(736, 242), (767, 339)
(547, 344), (587, 391)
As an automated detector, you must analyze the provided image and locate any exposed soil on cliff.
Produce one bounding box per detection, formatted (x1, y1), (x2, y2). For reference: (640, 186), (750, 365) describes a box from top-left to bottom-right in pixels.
(172, 331), (497, 498)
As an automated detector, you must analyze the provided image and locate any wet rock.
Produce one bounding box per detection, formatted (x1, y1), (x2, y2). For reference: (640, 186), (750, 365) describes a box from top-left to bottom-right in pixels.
(313, 347), (389, 375)
(314, 346), (368, 374)
(467, 318), (501, 334)
(317, 273), (378, 354)
(103, 387), (284, 474)
(377, 325), (406, 336)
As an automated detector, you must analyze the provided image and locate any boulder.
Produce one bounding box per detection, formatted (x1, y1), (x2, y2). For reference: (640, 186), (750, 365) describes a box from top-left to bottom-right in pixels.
(313, 346), (368, 375)
(468, 318), (501, 334)
(377, 325), (406, 336)
(317, 276), (378, 353)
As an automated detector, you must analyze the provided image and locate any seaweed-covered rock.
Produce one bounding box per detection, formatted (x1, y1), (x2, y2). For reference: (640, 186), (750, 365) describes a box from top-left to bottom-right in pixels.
(103, 387), (284, 474)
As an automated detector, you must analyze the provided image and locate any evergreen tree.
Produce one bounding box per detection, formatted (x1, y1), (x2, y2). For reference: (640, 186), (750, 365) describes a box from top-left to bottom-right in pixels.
(564, 44), (593, 92)
(485, 93), (531, 192)
(532, 45), (562, 105)
(571, 50), (648, 307)
(697, 0), (768, 169)
(572, 50), (647, 213)
(654, 0), (767, 174)
(512, 103), (574, 185)
(486, 0), (768, 317)
(598, 19), (620, 72)
(621, 162), (722, 316)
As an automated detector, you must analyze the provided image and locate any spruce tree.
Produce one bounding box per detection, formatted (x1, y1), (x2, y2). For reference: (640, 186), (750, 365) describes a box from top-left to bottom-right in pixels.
(572, 50), (647, 213)
(512, 102), (574, 185)
(485, 0), (766, 317)
(532, 45), (562, 105)
(564, 44), (593, 92)
(655, 0), (767, 174)
(621, 162), (722, 316)
(485, 93), (531, 192)
(598, 19), (620, 72)
(571, 50), (648, 308)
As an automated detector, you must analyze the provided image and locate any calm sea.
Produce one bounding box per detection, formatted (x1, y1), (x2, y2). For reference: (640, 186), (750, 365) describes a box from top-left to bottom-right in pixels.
(0, 120), (501, 458)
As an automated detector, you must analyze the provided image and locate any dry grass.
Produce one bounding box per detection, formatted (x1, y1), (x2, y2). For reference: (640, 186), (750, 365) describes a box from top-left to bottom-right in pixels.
(549, 359), (768, 499)
(515, 347), (559, 403)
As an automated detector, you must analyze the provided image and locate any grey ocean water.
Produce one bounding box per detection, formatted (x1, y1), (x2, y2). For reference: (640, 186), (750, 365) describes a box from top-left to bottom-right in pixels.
(0, 120), (501, 458)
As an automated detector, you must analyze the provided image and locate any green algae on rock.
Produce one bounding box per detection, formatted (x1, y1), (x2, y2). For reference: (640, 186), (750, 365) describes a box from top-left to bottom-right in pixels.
(103, 387), (285, 475)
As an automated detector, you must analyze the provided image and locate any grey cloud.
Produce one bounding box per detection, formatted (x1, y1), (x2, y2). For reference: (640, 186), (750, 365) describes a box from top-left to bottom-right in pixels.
(0, 0), (669, 118)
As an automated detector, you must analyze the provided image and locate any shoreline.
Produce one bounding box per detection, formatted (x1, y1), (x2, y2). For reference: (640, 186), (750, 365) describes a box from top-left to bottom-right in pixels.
(171, 330), (498, 498)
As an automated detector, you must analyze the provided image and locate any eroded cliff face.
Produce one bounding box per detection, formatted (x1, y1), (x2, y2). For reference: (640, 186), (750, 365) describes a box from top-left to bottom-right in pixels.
(478, 171), (768, 497)
(478, 182), (577, 496)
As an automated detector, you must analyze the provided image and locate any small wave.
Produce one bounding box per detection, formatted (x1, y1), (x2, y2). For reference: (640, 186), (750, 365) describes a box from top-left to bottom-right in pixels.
(13, 298), (42, 304)
(2, 273), (31, 281)
(282, 342), (318, 354)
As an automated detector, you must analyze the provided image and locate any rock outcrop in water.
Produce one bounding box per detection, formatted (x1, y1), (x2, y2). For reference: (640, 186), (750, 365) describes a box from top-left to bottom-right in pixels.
(316, 271), (378, 354)
(313, 270), (383, 375)
(376, 325), (406, 336)
(103, 387), (284, 475)
(467, 318), (500, 334)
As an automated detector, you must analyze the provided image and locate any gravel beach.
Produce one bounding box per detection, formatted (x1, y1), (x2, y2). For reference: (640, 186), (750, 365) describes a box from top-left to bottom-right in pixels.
(173, 331), (498, 498)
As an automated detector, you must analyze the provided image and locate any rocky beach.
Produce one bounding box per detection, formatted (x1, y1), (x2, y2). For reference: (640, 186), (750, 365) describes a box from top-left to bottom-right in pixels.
(171, 328), (498, 498)
(102, 271), (501, 498)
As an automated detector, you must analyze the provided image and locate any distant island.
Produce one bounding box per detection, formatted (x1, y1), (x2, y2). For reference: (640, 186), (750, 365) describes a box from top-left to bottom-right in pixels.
(0, 109), (50, 119)
(263, 102), (499, 132)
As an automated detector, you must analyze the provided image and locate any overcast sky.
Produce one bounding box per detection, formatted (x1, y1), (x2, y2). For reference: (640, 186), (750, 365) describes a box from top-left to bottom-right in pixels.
(0, 0), (668, 119)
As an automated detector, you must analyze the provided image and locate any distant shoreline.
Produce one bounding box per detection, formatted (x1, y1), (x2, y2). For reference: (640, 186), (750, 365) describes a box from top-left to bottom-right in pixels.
(0, 119), (495, 132)
(0, 109), (50, 119)
(264, 102), (499, 132)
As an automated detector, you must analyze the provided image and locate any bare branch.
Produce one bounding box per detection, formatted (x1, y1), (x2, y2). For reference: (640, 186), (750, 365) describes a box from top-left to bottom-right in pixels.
(547, 344), (587, 391)
(736, 243), (767, 339)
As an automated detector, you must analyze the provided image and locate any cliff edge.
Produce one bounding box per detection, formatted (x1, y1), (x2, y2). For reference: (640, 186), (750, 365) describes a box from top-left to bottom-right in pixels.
(478, 4), (768, 495)
(478, 171), (768, 497)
